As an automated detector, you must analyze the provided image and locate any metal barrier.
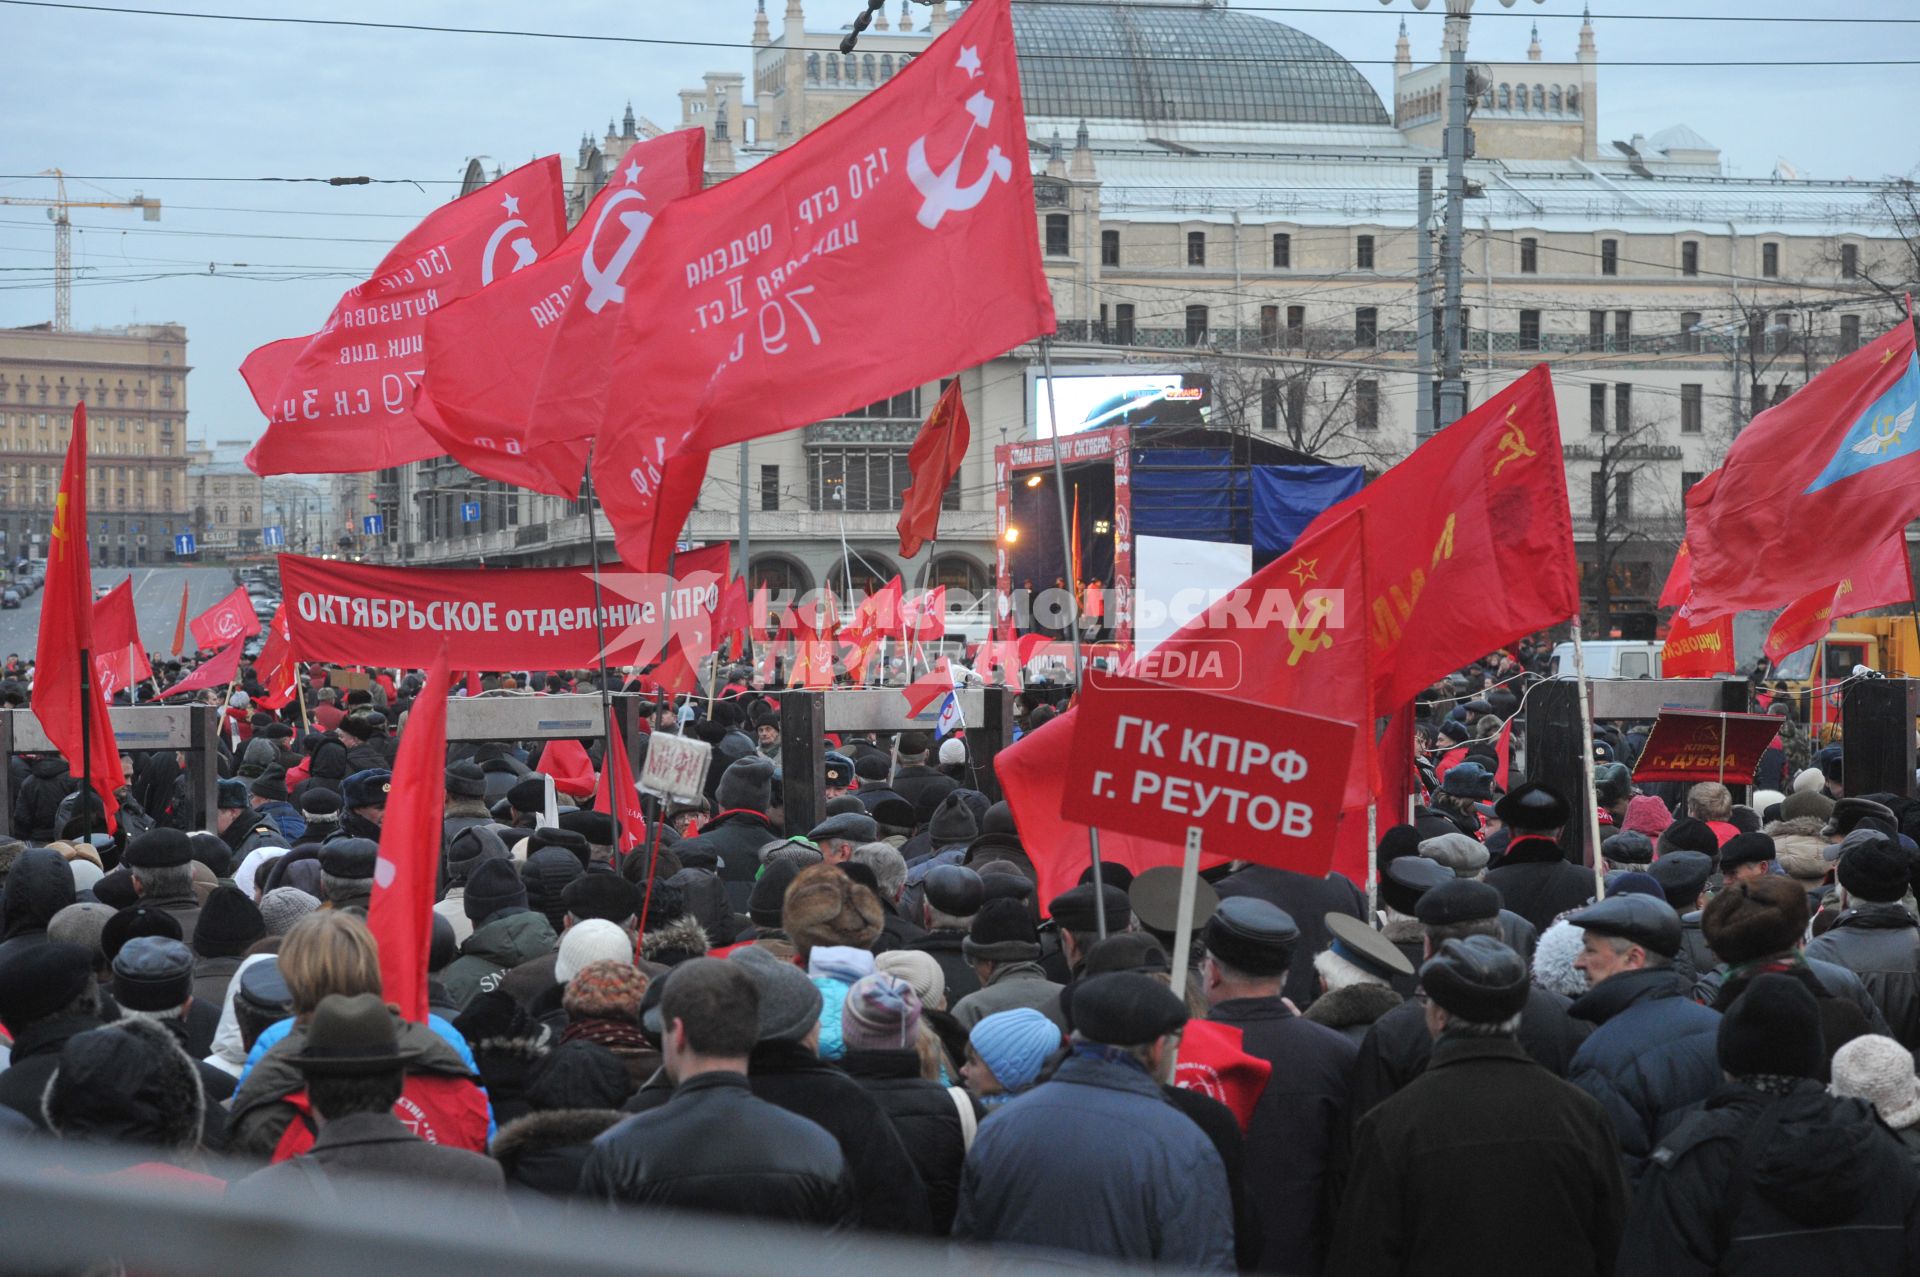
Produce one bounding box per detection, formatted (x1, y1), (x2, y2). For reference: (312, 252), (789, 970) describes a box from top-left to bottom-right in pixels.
(781, 687), (1014, 834)
(445, 693), (645, 775)
(0, 704), (220, 837)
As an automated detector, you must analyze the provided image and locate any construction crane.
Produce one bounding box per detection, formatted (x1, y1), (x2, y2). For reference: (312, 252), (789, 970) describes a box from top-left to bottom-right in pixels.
(0, 168), (161, 331)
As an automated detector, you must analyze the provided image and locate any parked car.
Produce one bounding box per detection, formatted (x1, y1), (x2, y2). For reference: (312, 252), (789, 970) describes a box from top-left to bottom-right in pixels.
(1, 589), (19, 610)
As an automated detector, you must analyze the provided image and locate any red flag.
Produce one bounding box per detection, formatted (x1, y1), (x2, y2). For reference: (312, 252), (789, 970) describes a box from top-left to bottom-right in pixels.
(711, 575), (751, 655)
(1492, 713), (1515, 790)
(370, 649), (452, 1022)
(1300, 364), (1578, 714)
(242, 159), (568, 476)
(33, 405), (125, 824)
(155, 638), (244, 699)
(1173, 1020), (1272, 1133)
(1661, 603), (1736, 679)
(751, 582), (774, 638)
(465, 670), (482, 698)
(253, 604), (300, 711)
(594, 718), (648, 856)
(904, 585), (947, 643)
(897, 381), (971, 558)
(540, 738), (598, 799)
(901, 658), (957, 717)
(573, 0), (1055, 572)
(649, 642), (700, 698)
(91, 579), (150, 698)
(1684, 316), (1920, 614)
(189, 587), (262, 651)
(417, 132), (707, 495)
(1763, 535), (1914, 663)
(1657, 525), (1698, 609)
(169, 580), (190, 658)
(1001, 509), (1376, 898)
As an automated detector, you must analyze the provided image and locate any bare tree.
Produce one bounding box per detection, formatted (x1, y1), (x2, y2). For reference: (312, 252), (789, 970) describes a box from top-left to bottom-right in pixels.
(1579, 408), (1683, 632)
(1198, 327), (1403, 468)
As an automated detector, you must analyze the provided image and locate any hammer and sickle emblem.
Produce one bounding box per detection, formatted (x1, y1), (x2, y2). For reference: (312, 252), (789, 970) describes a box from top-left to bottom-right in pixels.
(907, 91), (1014, 230)
(1285, 597), (1335, 667)
(1491, 405), (1538, 477)
(480, 219), (538, 287)
(51, 492), (69, 544)
(582, 190), (655, 314)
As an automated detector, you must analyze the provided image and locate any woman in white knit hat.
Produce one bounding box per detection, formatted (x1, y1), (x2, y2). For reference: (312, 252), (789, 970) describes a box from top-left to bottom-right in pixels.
(1831, 1034), (1920, 1169)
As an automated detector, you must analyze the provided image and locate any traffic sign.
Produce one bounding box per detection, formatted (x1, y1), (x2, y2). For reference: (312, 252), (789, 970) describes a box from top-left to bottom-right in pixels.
(173, 533), (197, 556)
(361, 514), (385, 536)
(461, 501), (482, 523)
(263, 526), (286, 548)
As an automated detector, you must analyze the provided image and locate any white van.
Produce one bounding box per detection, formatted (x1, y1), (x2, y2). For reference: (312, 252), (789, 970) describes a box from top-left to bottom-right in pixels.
(1549, 640), (1660, 681)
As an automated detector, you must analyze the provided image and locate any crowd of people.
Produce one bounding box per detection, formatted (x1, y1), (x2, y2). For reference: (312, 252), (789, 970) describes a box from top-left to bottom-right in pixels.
(1, 641), (1919, 1275)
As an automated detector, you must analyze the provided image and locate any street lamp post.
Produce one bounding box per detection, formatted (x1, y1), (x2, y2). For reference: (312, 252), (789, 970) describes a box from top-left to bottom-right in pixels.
(1382, 0), (1541, 428)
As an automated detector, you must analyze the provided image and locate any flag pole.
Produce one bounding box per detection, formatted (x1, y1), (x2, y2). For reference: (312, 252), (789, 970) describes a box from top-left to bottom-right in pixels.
(1041, 336), (1106, 940)
(1569, 614), (1607, 903)
(582, 443), (625, 859)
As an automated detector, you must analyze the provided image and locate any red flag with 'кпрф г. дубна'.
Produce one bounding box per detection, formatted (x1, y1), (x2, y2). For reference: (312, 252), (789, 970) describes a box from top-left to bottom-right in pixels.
(558, 0), (1055, 573)
(242, 158), (568, 477)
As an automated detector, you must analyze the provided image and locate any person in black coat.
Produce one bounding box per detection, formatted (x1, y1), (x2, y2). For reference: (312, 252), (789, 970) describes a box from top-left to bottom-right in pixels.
(12, 755), (73, 844)
(1202, 898), (1355, 1275)
(1348, 879), (1588, 1129)
(1483, 783), (1596, 932)
(0, 847), (76, 964)
(1212, 860), (1366, 1010)
(578, 959), (855, 1227)
(0, 942), (103, 1127)
(1620, 974), (1920, 1276)
(1330, 937), (1627, 1277)
(491, 1040), (633, 1199)
(671, 758), (779, 912)
(837, 972), (977, 1234)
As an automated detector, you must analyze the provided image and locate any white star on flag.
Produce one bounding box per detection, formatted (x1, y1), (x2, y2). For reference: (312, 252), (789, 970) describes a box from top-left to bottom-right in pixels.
(624, 161), (644, 184)
(955, 45), (982, 78)
(500, 193), (521, 216)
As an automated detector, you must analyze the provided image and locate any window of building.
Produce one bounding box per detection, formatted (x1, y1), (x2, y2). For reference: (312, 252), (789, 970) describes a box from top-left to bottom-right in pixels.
(880, 54), (893, 79)
(1589, 310), (1607, 352)
(809, 446), (914, 512)
(1751, 381), (1768, 418)
(1185, 305), (1209, 345)
(1287, 380), (1306, 429)
(1286, 305), (1305, 348)
(1519, 310), (1541, 351)
(1762, 242), (1779, 277)
(1771, 312), (1792, 355)
(1614, 383), (1633, 432)
(1355, 379), (1379, 432)
(1589, 384), (1607, 434)
(1354, 307), (1377, 347)
(1101, 229), (1120, 266)
(806, 53), (820, 81)
(1187, 231), (1207, 267)
(1272, 232), (1291, 268)
(1044, 214), (1069, 257)
(1356, 235), (1375, 270)
(1681, 311), (1704, 352)
(1498, 84), (1511, 109)
(760, 464), (779, 512)
(1600, 239), (1618, 276)
(1773, 382), (1793, 407)
(1259, 305), (1279, 342)
(843, 389), (919, 418)
(825, 55), (838, 83)
(1549, 86), (1562, 111)
(1841, 243), (1859, 279)
(1681, 241), (1699, 277)
(1615, 310), (1632, 349)
(1842, 314), (1862, 353)
(1681, 384), (1704, 434)
(1589, 471), (1606, 520)
(1115, 303), (1135, 344)
(1261, 379), (1278, 431)
(1615, 471), (1633, 519)
(1520, 237), (1538, 273)
(863, 54), (875, 83)
(1682, 470), (1704, 496)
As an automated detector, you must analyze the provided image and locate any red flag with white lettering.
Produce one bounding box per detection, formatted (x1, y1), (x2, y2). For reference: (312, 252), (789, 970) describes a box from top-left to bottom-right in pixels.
(571, 0), (1054, 571)
(189, 587), (261, 651)
(417, 132), (706, 495)
(242, 158), (568, 476)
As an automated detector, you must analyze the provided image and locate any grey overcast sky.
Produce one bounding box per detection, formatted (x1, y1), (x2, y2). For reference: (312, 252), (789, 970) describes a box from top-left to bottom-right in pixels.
(0, 0), (1914, 462)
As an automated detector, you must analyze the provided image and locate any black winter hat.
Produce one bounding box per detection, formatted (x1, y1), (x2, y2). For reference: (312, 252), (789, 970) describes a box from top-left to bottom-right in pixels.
(1068, 971), (1188, 1046)
(250, 769), (290, 804)
(716, 756), (775, 814)
(1375, 824), (1425, 866)
(1719, 972), (1824, 1079)
(445, 762), (487, 799)
(446, 824), (510, 880)
(301, 788), (343, 821)
(1203, 897), (1299, 976)
(0, 941), (93, 1030)
(1493, 782), (1572, 833)
(558, 808), (616, 846)
(529, 826), (592, 869)
(1569, 894), (1683, 959)
(749, 859), (803, 929)
(1047, 883), (1132, 934)
(1648, 850), (1715, 911)
(522, 846), (586, 929)
(929, 792), (979, 845)
(192, 885), (265, 959)
(1838, 833), (1910, 904)
(123, 828), (192, 870)
(111, 936), (195, 1011)
(215, 778), (249, 811)
(1659, 817), (1719, 859)
(188, 831), (233, 879)
(342, 769), (392, 810)
(464, 857), (529, 925)
(922, 864), (985, 918)
(101, 905), (183, 962)
(564, 870), (641, 924)
(507, 776), (550, 813)
(962, 897), (1040, 963)
(1420, 936), (1530, 1024)
(1719, 832), (1777, 874)
(319, 838), (379, 881)
(429, 913), (457, 973)
(1380, 855), (1452, 916)
(1601, 831), (1654, 866)
(1414, 878), (1503, 926)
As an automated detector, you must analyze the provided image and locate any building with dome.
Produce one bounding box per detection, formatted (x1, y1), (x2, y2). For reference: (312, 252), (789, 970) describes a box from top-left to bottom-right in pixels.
(387, 0), (1912, 639)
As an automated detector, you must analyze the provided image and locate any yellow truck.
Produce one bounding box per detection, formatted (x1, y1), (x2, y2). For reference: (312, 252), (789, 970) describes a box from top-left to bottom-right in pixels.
(1762, 614), (1920, 737)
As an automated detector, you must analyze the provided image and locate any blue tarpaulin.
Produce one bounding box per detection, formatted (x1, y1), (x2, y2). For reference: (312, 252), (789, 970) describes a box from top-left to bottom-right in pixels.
(1251, 465), (1366, 559)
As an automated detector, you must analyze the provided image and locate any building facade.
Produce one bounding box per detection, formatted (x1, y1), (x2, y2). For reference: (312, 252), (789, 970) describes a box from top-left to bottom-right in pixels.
(0, 321), (191, 566)
(184, 449), (265, 557)
(382, 0), (1913, 631)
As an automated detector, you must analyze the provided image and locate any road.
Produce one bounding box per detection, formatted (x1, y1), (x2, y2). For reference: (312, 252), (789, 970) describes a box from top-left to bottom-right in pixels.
(0, 567), (252, 662)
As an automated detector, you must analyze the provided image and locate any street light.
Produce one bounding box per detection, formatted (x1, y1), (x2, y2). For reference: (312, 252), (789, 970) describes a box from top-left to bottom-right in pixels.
(1381, 0), (1543, 429)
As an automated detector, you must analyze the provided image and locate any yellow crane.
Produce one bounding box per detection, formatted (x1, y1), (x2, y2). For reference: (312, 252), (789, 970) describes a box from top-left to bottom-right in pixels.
(0, 168), (161, 331)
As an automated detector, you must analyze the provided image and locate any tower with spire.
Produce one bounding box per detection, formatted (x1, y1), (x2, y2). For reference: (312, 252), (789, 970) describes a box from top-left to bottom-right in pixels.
(1527, 23), (1542, 62)
(752, 0), (770, 46)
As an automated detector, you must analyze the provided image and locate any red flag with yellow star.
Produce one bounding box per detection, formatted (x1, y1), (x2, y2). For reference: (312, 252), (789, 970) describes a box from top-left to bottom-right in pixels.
(34, 404), (126, 826)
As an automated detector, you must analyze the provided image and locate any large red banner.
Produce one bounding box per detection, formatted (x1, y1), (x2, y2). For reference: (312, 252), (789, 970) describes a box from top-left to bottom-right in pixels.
(278, 545), (727, 670)
(550, 0), (1055, 571)
(242, 158), (568, 476)
(1632, 710), (1783, 783)
(1762, 535), (1914, 663)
